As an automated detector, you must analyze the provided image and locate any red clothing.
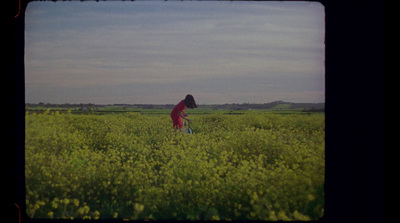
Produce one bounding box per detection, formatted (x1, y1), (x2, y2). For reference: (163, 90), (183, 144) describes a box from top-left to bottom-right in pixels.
(171, 100), (186, 128)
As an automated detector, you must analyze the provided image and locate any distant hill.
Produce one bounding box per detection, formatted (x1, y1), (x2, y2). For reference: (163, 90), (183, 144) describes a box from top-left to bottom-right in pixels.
(200, 101), (324, 111)
(26, 101), (324, 112)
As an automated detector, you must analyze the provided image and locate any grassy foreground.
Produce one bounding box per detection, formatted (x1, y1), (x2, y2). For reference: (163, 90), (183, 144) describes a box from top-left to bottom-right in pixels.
(25, 111), (324, 220)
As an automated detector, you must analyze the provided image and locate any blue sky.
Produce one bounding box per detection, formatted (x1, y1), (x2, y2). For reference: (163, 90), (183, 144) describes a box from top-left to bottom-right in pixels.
(25, 1), (325, 104)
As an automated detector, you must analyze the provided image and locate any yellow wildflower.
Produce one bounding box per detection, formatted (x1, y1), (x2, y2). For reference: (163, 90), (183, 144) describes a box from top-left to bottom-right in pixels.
(72, 199), (79, 207)
(47, 211), (54, 219)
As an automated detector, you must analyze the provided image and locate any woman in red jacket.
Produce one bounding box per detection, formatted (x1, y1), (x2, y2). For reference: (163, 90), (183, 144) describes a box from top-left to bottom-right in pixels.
(171, 94), (197, 129)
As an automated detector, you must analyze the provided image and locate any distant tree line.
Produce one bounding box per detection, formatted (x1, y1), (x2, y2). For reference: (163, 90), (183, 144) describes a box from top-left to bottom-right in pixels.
(26, 101), (324, 111)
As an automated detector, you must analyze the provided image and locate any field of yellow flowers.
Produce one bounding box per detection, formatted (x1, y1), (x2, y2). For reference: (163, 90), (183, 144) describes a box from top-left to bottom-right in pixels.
(25, 111), (324, 220)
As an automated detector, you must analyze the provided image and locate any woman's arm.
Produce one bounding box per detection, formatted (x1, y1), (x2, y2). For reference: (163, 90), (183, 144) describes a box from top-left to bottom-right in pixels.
(178, 111), (190, 121)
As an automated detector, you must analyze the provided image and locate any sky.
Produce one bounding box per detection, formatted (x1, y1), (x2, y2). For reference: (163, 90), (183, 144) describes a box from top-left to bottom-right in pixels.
(25, 1), (325, 105)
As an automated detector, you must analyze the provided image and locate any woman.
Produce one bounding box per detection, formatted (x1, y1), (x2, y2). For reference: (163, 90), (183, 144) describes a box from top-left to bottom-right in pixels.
(170, 94), (197, 129)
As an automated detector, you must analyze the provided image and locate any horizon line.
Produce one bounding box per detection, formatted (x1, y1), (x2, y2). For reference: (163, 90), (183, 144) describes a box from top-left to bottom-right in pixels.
(25, 101), (325, 106)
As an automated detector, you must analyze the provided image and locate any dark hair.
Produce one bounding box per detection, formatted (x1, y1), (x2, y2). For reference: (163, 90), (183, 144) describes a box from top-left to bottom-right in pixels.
(184, 94), (197, 109)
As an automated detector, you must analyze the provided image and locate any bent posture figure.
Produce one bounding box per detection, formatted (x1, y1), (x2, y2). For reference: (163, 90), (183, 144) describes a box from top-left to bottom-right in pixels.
(170, 94), (197, 130)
